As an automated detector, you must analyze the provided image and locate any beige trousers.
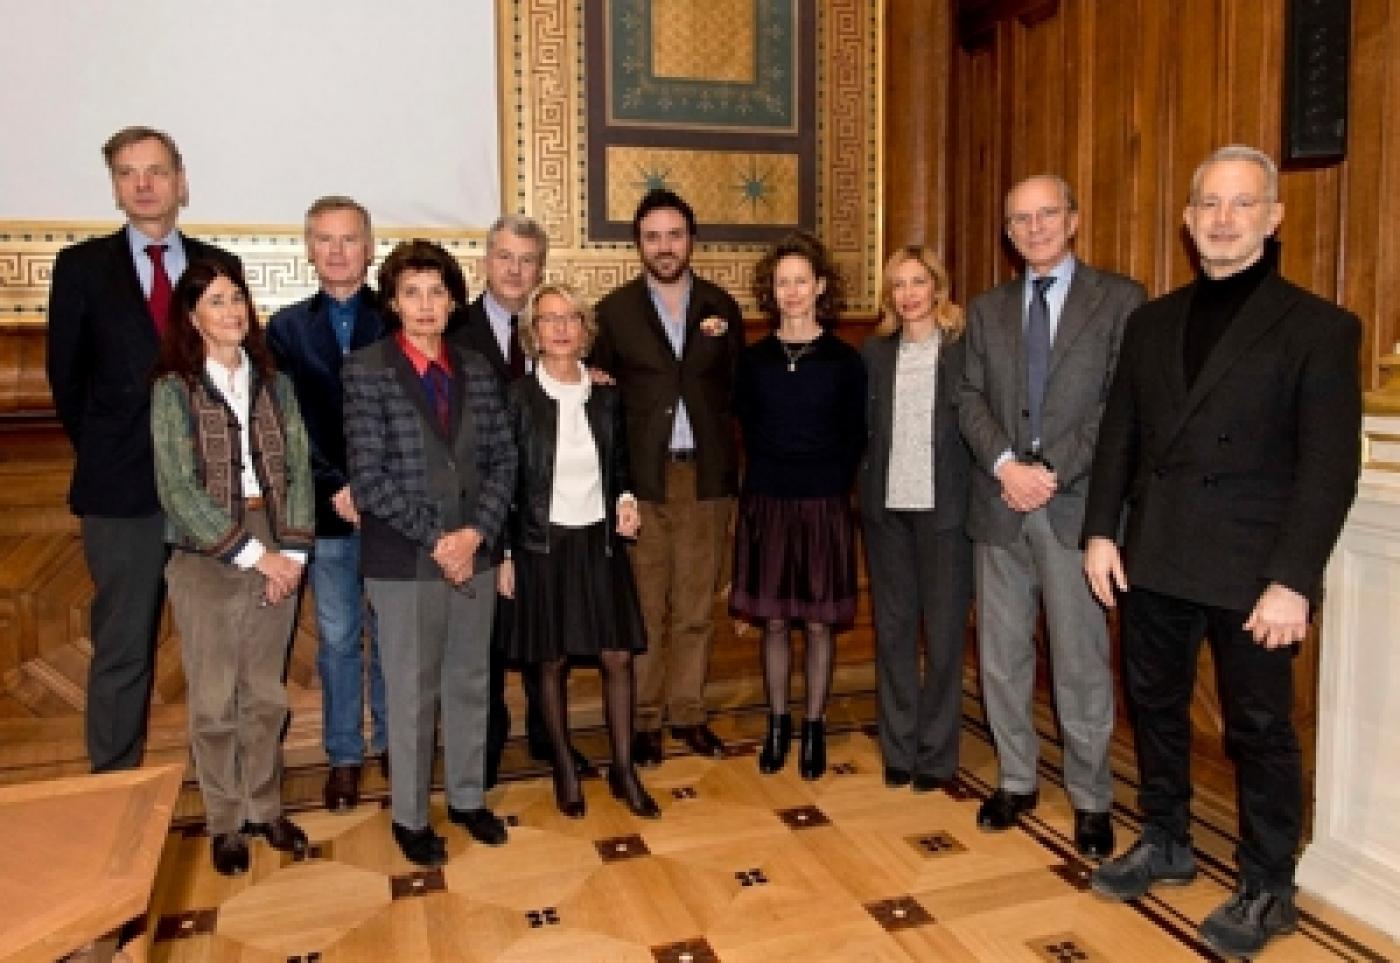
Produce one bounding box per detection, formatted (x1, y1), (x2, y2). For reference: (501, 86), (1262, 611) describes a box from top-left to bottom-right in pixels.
(166, 510), (297, 835)
(630, 460), (733, 730)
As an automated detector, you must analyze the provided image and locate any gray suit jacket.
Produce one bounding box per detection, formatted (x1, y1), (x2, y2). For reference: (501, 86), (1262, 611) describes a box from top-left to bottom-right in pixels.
(958, 261), (1145, 548)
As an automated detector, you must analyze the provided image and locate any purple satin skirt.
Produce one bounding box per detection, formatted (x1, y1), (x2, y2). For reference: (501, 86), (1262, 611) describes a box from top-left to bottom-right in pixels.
(729, 492), (857, 624)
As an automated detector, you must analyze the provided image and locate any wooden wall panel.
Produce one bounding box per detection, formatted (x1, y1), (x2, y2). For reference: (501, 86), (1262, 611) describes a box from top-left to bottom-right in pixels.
(948, 0), (1400, 396)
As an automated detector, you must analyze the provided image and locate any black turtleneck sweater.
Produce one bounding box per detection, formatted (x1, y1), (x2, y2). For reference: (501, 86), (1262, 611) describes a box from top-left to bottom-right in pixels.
(1183, 241), (1278, 388)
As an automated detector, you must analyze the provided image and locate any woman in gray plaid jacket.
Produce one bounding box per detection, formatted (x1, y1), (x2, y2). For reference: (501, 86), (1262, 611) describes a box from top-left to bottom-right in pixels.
(343, 240), (517, 868)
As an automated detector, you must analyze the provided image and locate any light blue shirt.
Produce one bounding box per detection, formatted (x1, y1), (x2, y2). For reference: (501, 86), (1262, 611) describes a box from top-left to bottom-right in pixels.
(126, 224), (187, 295)
(646, 273), (695, 452)
(483, 289), (531, 373)
(327, 290), (359, 355)
(1021, 253), (1076, 341)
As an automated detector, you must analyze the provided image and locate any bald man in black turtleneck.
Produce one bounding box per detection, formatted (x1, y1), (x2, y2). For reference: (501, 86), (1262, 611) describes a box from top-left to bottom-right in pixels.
(1080, 146), (1362, 959)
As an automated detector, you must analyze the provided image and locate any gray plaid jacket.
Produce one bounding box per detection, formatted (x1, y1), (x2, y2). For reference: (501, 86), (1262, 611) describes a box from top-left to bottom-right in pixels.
(343, 337), (515, 579)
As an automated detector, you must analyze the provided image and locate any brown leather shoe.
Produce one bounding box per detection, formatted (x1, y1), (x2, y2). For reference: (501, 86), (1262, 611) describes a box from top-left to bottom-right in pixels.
(324, 764), (361, 811)
(671, 724), (725, 758)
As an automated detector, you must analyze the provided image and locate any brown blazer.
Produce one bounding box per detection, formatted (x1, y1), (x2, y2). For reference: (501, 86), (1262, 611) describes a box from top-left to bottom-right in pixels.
(590, 273), (744, 502)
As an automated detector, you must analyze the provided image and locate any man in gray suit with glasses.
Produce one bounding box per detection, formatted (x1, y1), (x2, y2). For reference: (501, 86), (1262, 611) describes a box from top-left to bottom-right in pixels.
(958, 174), (1145, 859)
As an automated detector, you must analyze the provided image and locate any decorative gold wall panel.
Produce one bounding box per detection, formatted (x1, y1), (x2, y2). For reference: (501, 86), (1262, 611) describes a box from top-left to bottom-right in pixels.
(604, 147), (800, 225)
(651, 0), (758, 82)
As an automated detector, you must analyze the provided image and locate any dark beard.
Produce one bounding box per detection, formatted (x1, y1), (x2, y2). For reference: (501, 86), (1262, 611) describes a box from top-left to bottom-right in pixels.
(643, 255), (689, 285)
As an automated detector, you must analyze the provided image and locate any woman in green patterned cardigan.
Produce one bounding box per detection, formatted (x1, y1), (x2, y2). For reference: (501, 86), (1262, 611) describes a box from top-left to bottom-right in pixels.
(151, 260), (315, 877)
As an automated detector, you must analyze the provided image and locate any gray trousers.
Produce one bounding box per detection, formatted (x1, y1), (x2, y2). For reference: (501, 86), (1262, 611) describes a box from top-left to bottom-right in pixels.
(974, 508), (1113, 811)
(367, 568), (495, 831)
(81, 513), (168, 772)
(165, 511), (296, 835)
(864, 508), (973, 777)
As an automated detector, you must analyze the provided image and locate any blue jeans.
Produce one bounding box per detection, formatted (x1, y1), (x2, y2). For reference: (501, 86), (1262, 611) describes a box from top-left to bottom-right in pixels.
(312, 533), (387, 766)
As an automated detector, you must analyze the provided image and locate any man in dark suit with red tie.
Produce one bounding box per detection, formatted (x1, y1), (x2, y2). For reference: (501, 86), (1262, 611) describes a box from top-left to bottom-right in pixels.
(46, 126), (240, 772)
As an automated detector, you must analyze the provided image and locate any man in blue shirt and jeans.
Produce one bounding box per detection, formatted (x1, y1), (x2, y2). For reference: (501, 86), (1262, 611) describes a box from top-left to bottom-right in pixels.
(268, 195), (388, 810)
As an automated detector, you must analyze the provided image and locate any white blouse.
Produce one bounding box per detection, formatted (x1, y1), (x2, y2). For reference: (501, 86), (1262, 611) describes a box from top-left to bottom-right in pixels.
(537, 362), (606, 526)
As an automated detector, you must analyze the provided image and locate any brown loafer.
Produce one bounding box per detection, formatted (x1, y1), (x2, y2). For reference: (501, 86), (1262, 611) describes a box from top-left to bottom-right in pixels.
(324, 764), (361, 811)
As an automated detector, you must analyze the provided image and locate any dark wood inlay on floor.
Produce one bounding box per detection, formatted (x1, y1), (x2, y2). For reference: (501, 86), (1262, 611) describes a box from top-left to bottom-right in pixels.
(865, 895), (934, 931)
(595, 832), (650, 862)
(153, 908), (217, 942)
(389, 868), (446, 899)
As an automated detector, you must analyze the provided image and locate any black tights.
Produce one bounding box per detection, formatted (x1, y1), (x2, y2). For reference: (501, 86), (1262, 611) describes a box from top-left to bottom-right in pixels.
(539, 649), (637, 802)
(761, 619), (834, 720)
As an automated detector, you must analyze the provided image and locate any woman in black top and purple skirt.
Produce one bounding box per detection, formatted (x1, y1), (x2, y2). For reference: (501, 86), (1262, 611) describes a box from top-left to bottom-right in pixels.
(731, 231), (866, 781)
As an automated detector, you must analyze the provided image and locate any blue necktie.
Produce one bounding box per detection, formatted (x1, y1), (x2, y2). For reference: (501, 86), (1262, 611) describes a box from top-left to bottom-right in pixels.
(1026, 275), (1055, 453)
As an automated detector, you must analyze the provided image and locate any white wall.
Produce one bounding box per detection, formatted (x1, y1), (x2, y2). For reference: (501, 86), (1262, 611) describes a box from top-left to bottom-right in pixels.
(0, 0), (500, 228)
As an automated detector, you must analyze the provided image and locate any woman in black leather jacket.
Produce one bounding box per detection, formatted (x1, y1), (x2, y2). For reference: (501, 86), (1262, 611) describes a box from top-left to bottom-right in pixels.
(498, 281), (659, 819)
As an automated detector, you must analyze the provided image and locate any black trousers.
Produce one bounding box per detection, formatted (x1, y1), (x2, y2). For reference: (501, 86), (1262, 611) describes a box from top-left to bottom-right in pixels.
(485, 595), (549, 785)
(1121, 586), (1301, 889)
(81, 513), (168, 772)
(862, 507), (972, 777)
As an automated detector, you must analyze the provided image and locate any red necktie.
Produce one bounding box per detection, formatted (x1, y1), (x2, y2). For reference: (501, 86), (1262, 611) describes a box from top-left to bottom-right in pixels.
(146, 243), (172, 336)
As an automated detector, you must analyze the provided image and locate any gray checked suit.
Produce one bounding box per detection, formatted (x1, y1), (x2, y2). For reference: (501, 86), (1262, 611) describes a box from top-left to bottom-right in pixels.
(343, 337), (515, 830)
(958, 259), (1145, 810)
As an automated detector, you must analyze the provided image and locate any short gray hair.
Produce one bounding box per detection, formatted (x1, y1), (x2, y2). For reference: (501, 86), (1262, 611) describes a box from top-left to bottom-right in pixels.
(1004, 174), (1078, 221)
(1190, 145), (1279, 202)
(486, 214), (549, 262)
(304, 195), (372, 237)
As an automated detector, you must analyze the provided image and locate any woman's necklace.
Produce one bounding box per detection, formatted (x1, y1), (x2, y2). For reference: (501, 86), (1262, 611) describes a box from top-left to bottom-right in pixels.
(779, 334), (818, 373)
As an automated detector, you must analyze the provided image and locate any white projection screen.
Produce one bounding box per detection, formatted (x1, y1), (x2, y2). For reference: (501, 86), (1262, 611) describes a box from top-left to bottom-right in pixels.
(0, 1), (500, 229)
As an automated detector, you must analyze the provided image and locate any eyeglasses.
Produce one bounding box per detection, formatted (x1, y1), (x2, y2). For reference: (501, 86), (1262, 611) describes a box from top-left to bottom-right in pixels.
(1190, 194), (1274, 213)
(1006, 206), (1067, 229)
(491, 250), (541, 269)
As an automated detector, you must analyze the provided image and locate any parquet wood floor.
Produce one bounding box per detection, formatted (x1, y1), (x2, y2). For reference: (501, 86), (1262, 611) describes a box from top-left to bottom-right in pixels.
(139, 707), (1398, 962)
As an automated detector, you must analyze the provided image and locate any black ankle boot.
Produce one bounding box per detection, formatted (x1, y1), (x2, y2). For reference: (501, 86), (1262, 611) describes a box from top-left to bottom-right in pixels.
(758, 713), (792, 775)
(799, 719), (826, 780)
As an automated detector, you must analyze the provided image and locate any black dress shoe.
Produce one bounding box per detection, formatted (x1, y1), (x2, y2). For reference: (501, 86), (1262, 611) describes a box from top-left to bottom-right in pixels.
(758, 713), (793, 775)
(324, 764), (361, 812)
(392, 822), (447, 867)
(798, 719), (826, 781)
(607, 766), (661, 819)
(671, 724), (725, 758)
(884, 766), (912, 788)
(632, 730), (664, 768)
(242, 817), (309, 856)
(911, 773), (951, 793)
(1074, 809), (1115, 859)
(211, 832), (249, 876)
(976, 788), (1039, 830)
(448, 805), (508, 845)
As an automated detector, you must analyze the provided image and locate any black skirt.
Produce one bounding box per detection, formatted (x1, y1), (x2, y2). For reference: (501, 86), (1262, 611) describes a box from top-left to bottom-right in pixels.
(503, 521), (646, 662)
(729, 492), (857, 624)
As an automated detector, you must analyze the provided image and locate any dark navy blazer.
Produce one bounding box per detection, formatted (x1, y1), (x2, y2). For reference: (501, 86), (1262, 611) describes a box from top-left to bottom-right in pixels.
(267, 286), (386, 536)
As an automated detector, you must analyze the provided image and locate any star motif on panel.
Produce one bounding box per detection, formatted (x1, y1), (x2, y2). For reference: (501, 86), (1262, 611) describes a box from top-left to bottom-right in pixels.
(633, 166), (673, 194)
(735, 159), (774, 214)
